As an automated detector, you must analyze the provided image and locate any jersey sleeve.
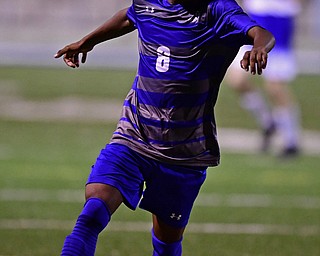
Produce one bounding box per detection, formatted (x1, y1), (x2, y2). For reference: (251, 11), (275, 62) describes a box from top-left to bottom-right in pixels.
(212, 0), (259, 46)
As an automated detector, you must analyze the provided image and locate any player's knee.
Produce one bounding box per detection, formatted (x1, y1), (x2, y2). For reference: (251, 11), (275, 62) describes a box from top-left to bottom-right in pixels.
(85, 183), (123, 214)
(152, 215), (185, 243)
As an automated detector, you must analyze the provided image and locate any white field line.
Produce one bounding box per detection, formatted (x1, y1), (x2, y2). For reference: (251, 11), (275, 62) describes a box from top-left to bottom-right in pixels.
(0, 96), (123, 122)
(0, 219), (319, 237)
(1, 95), (320, 155)
(1, 188), (320, 209)
(1, 189), (319, 236)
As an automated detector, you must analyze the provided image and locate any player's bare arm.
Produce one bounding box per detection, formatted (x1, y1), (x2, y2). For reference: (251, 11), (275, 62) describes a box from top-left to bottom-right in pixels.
(241, 26), (275, 75)
(54, 8), (135, 68)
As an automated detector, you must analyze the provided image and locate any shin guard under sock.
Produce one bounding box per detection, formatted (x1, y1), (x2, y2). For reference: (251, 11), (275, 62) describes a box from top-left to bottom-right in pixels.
(152, 229), (182, 256)
(61, 198), (111, 256)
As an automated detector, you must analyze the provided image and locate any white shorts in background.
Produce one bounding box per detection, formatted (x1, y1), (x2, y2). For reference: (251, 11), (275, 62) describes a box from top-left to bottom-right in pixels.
(230, 46), (297, 82)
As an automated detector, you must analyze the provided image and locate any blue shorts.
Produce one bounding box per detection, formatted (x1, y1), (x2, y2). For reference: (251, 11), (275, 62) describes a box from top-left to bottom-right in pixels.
(87, 143), (207, 228)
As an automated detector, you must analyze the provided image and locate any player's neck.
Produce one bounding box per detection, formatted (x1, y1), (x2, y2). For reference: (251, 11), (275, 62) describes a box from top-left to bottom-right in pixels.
(168, 0), (190, 5)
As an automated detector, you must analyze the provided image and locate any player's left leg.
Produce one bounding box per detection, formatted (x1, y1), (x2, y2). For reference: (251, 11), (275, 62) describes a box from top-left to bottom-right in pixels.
(139, 162), (207, 256)
(151, 215), (184, 256)
(261, 15), (300, 157)
(265, 80), (300, 157)
(226, 48), (275, 152)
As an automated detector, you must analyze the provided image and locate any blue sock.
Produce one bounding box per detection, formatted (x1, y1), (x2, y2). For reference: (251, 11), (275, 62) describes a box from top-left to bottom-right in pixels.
(61, 198), (111, 256)
(152, 229), (182, 256)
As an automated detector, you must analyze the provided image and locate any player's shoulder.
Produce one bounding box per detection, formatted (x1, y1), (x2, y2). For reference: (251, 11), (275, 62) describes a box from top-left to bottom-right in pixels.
(210, 0), (242, 13)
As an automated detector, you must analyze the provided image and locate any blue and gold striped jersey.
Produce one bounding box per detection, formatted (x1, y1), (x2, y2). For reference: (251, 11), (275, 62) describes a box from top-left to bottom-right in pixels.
(110, 0), (257, 166)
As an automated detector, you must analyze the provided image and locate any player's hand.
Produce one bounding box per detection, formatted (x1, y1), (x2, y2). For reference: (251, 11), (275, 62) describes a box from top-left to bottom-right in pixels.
(240, 47), (268, 75)
(54, 41), (93, 68)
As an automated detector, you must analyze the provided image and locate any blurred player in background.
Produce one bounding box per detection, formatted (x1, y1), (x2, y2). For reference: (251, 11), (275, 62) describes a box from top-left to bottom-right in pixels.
(226, 0), (303, 157)
(55, 0), (275, 255)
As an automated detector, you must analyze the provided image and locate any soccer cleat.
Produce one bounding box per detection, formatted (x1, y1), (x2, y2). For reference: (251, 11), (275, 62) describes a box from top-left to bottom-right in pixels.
(261, 122), (276, 153)
(278, 146), (300, 159)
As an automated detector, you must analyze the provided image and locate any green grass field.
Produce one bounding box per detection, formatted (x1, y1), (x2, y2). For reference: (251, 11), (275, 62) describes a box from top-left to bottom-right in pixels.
(1, 67), (320, 255)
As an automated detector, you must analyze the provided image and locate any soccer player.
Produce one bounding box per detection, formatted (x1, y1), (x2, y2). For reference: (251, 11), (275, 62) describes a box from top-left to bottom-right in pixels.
(226, 0), (303, 156)
(54, 0), (275, 255)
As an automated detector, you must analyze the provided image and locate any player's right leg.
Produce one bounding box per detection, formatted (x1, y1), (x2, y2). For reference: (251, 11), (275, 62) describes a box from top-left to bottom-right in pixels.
(60, 143), (146, 255)
(61, 184), (122, 256)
